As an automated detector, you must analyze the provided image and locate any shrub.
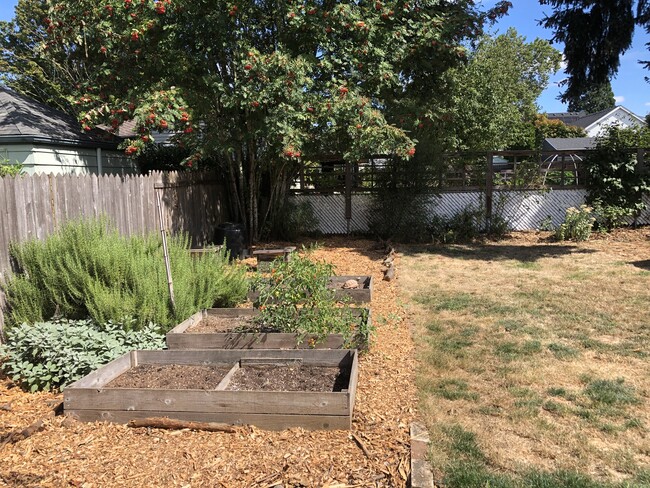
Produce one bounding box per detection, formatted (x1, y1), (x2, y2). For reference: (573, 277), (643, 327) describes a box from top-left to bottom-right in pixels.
(584, 125), (650, 229)
(0, 318), (165, 392)
(555, 205), (595, 242)
(4, 218), (248, 331)
(0, 159), (23, 177)
(265, 198), (319, 241)
(429, 206), (485, 243)
(255, 253), (371, 347)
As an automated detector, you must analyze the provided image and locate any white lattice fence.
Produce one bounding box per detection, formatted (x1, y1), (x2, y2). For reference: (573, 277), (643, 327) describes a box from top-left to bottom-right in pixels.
(494, 189), (587, 230)
(292, 189), (650, 234)
(292, 194), (372, 234)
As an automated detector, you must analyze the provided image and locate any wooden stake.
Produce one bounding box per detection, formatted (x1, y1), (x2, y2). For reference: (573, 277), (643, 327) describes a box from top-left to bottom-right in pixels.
(155, 189), (175, 311)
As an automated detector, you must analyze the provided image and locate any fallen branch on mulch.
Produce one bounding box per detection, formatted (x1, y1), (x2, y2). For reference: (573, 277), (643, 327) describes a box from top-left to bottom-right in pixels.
(127, 417), (238, 433)
(350, 432), (372, 458)
(383, 246), (397, 281)
(383, 264), (396, 281)
(0, 419), (46, 447)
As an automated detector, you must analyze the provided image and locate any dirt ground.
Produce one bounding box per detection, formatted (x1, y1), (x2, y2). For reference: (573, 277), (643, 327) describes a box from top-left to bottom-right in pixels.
(0, 237), (417, 488)
(188, 315), (256, 333)
(226, 365), (348, 392)
(106, 365), (232, 390)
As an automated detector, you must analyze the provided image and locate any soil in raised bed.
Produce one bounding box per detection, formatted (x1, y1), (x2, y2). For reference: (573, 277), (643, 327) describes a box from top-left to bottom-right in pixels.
(105, 364), (233, 389)
(187, 315), (257, 333)
(226, 364), (350, 392)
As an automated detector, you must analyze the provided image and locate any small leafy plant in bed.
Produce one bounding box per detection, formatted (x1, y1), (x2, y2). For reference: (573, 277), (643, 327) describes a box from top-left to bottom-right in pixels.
(0, 318), (165, 392)
(254, 253), (373, 349)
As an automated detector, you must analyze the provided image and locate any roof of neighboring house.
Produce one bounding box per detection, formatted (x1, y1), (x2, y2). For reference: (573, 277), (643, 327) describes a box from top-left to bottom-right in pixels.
(546, 106), (645, 131)
(0, 86), (121, 148)
(111, 118), (176, 145)
(545, 111), (587, 126)
(543, 137), (597, 151)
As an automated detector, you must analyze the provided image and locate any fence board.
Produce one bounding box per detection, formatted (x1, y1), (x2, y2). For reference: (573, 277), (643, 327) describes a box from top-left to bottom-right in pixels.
(0, 171), (228, 280)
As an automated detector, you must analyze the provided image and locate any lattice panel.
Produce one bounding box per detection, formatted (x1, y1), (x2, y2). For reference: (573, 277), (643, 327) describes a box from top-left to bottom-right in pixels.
(494, 189), (587, 230)
(292, 190), (650, 234)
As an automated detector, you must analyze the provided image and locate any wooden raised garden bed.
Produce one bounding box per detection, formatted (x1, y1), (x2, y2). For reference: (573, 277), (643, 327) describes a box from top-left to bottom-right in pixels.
(166, 307), (371, 350)
(253, 246), (296, 271)
(328, 275), (373, 304)
(64, 349), (359, 430)
(248, 275), (373, 304)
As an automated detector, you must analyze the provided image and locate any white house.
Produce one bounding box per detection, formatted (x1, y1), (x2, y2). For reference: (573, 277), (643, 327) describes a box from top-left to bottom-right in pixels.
(546, 106), (646, 138)
(0, 87), (137, 175)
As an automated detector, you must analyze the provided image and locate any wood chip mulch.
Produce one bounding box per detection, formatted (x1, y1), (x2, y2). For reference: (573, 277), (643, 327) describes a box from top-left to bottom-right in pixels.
(0, 237), (417, 488)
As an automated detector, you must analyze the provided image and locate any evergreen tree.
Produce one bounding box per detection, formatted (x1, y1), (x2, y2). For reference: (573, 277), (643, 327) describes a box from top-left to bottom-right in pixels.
(539, 0), (649, 101)
(566, 80), (616, 113)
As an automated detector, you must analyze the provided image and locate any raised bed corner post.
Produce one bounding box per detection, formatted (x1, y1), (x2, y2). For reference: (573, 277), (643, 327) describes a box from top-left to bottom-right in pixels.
(485, 152), (494, 232)
(155, 187), (176, 312)
(345, 160), (352, 234)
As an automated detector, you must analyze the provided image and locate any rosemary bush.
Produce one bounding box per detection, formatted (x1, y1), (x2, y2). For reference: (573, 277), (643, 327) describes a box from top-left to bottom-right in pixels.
(4, 218), (248, 331)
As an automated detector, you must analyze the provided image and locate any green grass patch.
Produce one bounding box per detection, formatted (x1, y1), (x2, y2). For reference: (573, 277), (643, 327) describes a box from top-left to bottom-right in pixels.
(584, 378), (639, 406)
(442, 425), (485, 462)
(417, 292), (516, 317)
(432, 379), (480, 401)
(495, 340), (542, 361)
(547, 342), (580, 360)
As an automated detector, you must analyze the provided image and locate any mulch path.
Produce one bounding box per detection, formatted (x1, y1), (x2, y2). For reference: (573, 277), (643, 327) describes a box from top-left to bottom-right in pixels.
(0, 237), (417, 488)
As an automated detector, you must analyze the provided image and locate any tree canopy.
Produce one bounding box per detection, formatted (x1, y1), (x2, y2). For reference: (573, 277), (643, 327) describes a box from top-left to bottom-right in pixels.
(410, 28), (561, 154)
(566, 80), (616, 113)
(449, 28), (561, 151)
(0, 0), (84, 113)
(22, 0), (511, 240)
(539, 0), (650, 101)
(534, 114), (587, 148)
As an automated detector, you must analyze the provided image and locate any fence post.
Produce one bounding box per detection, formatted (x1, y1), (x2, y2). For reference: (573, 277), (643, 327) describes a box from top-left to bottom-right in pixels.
(637, 148), (647, 175)
(345, 160), (352, 234)
(485, 152), (494, 231)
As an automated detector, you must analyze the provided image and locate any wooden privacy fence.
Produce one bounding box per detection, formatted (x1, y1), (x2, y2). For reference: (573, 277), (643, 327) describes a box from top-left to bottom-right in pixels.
(0, 170), (229, 279)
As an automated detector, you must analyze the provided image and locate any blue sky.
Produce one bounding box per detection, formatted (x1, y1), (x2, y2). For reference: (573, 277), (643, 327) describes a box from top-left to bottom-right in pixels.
(1, 0), (648, 117)
(482, 1), (650, 117)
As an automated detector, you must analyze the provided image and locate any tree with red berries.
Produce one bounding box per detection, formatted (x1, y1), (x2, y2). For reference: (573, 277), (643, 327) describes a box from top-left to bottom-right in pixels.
(40, 0), (511, 241)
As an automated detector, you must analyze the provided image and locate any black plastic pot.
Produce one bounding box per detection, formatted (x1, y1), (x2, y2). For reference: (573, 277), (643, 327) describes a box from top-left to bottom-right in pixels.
(215, 222), (246, 259)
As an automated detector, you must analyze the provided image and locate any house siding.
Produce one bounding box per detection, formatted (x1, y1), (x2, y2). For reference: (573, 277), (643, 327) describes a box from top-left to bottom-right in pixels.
(585, 108), (645, 137)
(0, 143), (137, 175)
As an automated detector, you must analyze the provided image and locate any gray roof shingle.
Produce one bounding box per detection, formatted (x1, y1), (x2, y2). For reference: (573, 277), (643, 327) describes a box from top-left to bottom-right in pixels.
(543, 137), (597, 151)
(0, 86), (120, 147)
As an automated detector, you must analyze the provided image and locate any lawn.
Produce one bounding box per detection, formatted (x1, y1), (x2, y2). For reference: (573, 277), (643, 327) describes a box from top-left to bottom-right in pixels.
(400, 230), (650, 488)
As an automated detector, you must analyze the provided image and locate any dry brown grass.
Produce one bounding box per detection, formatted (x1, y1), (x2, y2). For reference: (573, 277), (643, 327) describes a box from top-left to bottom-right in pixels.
(400, 229), (650, 486)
